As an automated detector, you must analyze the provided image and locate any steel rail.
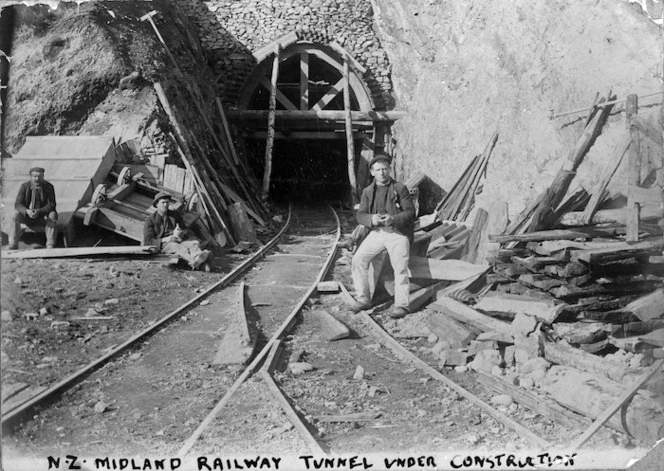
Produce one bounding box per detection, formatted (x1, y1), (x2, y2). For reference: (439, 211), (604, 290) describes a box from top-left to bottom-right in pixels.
(1, 207), (293, 430)
(178, 206), (341, 456)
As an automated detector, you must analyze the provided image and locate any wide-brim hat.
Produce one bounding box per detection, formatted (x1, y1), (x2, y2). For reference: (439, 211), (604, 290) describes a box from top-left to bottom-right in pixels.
(152, 191), (173, 207)
(369, 153), (391, 168)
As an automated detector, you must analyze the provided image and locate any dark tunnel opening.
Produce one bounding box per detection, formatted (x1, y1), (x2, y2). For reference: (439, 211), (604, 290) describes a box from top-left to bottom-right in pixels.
(246, 138), (358, 205)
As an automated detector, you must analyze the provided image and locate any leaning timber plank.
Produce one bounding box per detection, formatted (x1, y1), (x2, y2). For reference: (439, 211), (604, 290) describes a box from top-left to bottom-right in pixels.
(358, 312), (549, 448)
(337, 281), (357, 305)
(559, 204), (663, 226)
(310, 310), (350, 341)
(568, 359), (664, 450)
(315, 412), (382, 423)
(474, 292), (567, 324)
(461, 208), (489, 262)
(431, 297), (511, 334)
(475, 372), (590, 431)
(570, 238), (664, 265)
(1, 246), (156, 259)
(259, 341), (327, 454)
(580, 135), (631, 225)
(622, 288), (664, 322)
(408, 256), (489, 281)
(543, 341), (631, 382)
(213, 282), (254, 365)
(409, 281), (448, 313)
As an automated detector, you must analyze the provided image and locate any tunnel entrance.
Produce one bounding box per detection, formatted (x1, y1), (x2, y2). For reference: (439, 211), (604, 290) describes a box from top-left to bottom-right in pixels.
(228, 36), (400, 206)
(245, 137), (359, 204)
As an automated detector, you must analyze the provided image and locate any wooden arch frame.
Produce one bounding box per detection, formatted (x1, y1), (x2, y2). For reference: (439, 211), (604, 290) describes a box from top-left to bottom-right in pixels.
(237, 42), (375, 113)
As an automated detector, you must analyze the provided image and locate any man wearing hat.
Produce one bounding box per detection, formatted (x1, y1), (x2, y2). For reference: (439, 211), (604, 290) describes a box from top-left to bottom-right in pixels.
(8, 167), (58, 249)
(143, 192), (211, 270)
(350, 153), (415, 318)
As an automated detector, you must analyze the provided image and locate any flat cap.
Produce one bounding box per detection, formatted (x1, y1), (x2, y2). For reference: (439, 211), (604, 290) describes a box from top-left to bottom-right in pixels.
(152, 191), (173, 207)
(369, 153), (391, 168)
(29, 167), (45, 174)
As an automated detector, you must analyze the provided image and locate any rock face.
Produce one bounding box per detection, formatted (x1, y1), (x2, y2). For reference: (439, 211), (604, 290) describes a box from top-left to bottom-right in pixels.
(370, 0), (662, 220)
(179, 0), (393, 108)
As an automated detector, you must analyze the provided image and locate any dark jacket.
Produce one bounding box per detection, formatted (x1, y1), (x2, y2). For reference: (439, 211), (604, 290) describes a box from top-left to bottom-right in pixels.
(15, 181), (57, 216)
(143, 210), (188, 250)
(356, 178), (415, 240)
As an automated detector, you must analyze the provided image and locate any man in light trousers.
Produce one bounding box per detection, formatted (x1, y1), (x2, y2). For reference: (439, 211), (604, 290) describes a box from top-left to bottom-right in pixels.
(350, 154), (415, 319)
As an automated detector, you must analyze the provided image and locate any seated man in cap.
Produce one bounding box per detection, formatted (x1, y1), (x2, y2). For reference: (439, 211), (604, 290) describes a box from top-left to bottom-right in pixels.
(143, 192), (211, 270)
(8, 167), (58, 249)
(349, 153), (415, 319)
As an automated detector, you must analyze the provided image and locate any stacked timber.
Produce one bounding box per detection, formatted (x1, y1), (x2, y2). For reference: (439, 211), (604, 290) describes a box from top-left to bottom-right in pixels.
(426, 92), (664, 446)
(153, 82), (269, 248)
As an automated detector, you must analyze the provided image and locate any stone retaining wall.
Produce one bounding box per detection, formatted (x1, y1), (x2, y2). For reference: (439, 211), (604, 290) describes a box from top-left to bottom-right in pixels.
(178, 0), (393, 109)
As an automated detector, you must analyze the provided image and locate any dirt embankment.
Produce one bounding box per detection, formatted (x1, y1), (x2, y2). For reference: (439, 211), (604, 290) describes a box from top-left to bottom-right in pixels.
(3, 0), (222, 162)
(372, 0), (663, 219)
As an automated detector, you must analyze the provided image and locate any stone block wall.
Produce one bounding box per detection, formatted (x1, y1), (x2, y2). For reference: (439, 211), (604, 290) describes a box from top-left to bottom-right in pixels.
(177, 0), (394, 109)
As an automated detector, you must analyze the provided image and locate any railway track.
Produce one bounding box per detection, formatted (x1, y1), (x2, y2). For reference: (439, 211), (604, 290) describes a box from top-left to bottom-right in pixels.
(2, 205), (644, 468)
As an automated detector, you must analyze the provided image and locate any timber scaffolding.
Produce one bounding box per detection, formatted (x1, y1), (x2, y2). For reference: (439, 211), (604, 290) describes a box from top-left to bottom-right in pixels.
(400, 91), (664, 447)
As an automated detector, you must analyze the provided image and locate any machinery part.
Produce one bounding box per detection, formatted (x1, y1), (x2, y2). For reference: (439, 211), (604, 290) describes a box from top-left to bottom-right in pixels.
(117, 166), (132, 185)
(91, 184), (107, 206)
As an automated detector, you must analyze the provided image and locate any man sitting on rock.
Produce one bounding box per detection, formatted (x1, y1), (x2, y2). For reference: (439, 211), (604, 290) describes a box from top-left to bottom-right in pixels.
(8, 167), (58, 249)
(349, 154), (415, 319)
(143, 192), (211, 270)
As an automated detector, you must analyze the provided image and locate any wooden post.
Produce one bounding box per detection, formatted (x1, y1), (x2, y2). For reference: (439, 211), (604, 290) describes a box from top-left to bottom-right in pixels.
(343, 56), (359, 205)
(626, 94), (640, 242)
(300, 52), (309, 111)
(262, 46), (280, 202)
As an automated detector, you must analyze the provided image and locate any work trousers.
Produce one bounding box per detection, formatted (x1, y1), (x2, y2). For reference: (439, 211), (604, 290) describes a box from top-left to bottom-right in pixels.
(351, 228), (410, 309)
(8, 210), (58, 247)
(162, 240), (204, 266)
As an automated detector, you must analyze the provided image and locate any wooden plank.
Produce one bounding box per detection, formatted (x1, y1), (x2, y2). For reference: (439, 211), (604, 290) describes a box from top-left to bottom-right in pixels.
(559, 204), (662, 226)
(408, 256), (489, 281)
(300, 52), (309, 110)
(527, 97), (612, 232)
(425, 312), (475, 349)
(626, 94), (641, 242)
(213, 282), (253, 365)
(358, 312), (550, 448)
(408, 281), (447, 312)
(580, 135), (631, 225)
(622, 288), (664, 322)
(431, 297), (511, 334)
(493, 226), (621, 244)
(475, 372), (590, 431)
(568, 359), (664, 450)
(314, 412), (381, 423)
(457, 132), (499, 222)
(215, 98), (240, 166)
(461, 208), (489, 263)
(2, 245), (155, 259)
(262, 46), (280, 201)
(317, 281), (340, 293)
(338, 281), (357, 305)
(570, 238), (664, 265)
(475, 201), (508, 264)
(227, 202), (259, 245)
(310, 310), (350, 341)
(474, 292), (567, 324)
(252, 31), (298, 62)
(543, 341), (631, 382)
(228, 109), (407, 122)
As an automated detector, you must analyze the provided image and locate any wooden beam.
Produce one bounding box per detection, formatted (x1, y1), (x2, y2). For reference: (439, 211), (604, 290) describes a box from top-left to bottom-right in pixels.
(259, 76), (298, 111)
(300, 52), (309, 111)
(227, 109), (407, 122)
(252, 31), (298, 62)
(2, 245), (156, 259)
(343, 56), (359, 205)
(262, 46), (281, 202)
(580, 135), (631, 225)
(215, 98), (240, 166)
(311, 78), (344, 111)
(329, 41), (367, 74)
(245, 131), (370, 140)
(489, 226), (623, 244)
(559, 204), (663, 226)
(461, 208), (489, 262)
(543, 341), (631, 382)
(408, 256), (490, 281)
(626, 94), (641, 242)
(431, 296), (511, 334)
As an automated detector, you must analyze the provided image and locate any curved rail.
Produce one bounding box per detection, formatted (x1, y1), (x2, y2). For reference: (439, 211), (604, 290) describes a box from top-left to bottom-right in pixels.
(178, 205), (341, 456)
(1, 207), (293, 430)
